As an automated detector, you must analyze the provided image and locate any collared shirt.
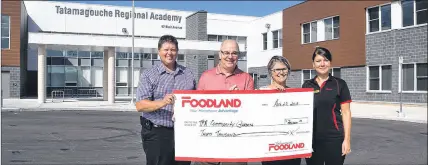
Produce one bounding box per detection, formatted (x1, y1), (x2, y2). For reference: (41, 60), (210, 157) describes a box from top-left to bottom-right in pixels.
(197, 65), (254, 90)
(136, 62), (196, 127)
(302, 74), (352, 139)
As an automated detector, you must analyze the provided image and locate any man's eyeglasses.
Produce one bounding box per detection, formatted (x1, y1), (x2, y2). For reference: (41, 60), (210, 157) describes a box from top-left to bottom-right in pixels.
(221, 51), (240, 57)
(271, 68), (289, 74)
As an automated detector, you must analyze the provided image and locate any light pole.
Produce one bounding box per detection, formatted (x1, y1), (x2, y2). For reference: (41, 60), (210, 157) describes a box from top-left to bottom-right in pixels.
(131, 0), (135, 104)
(398, 56), (405, 117)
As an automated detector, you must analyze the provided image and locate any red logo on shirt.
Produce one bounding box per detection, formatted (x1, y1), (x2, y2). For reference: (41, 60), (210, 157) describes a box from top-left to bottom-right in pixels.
(181, 96), (241, 108)
(326, 88), (333, 91)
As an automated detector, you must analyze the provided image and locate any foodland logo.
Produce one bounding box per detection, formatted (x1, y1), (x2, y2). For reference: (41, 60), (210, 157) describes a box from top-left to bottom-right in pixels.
(181, 96), (241, 108)
(268, 142), (305, 152)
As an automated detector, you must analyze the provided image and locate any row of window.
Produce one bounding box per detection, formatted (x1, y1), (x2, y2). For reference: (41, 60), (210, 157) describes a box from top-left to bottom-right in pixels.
(367, 0), (427, 33)
(368, 63), (427, 92)
(300, 64), (427, 92)
(302, 68), (341, 82)
(1, 14), (10, 49)
(262, 29), (283, 50)
(45, 50), (185, 62)
(208, 35), (247, 45)
(301, 16), (340, 44)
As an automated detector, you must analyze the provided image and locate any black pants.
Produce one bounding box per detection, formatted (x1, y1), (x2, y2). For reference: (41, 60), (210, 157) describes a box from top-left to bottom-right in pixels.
(305, 138), (345, 165)
(140, 117), (191, 165)
(262, 158), (301, 165)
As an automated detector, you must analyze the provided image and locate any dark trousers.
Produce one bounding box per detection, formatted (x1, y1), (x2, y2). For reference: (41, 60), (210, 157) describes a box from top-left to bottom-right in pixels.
(262, 158), (301, 165)
(193, 162), (246, 165)
(305, 138), (345, 165)
(140, 117), (191, 165)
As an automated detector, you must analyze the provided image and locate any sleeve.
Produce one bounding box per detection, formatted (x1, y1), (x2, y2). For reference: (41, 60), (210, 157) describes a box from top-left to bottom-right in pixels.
(301, 80), (309, 88)
(246, 75), (255, 90)
(136, 71), (154, 102)
(197, 73), (206, 90)
(339, 81), (352, 104)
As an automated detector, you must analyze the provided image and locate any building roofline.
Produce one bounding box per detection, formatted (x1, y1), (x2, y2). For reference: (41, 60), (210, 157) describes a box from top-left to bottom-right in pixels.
(282, 0), (307, 12)
(27, 1), (196, 14)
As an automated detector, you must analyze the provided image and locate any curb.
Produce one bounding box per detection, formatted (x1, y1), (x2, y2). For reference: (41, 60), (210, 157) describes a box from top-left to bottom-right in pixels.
(353, 116), (427, 124)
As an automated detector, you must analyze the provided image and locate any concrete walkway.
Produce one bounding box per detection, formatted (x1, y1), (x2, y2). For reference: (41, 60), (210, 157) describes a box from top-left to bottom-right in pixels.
(1, 98), (427, 123)
(1, 98), (135, 111)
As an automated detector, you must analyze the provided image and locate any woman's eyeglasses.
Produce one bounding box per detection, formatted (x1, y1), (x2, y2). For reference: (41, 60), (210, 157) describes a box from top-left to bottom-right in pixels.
(271, 68), (289, 74)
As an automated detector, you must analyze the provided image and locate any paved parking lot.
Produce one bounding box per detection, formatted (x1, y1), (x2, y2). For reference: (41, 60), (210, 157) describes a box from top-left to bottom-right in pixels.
(2, 111), (427, 165)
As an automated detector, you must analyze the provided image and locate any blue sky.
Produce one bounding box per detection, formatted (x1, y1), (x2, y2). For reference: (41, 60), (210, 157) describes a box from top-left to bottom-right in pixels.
(75, 1), (303, 17)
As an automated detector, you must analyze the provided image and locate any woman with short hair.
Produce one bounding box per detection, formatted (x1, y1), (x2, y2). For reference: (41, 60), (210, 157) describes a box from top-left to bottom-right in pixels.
(260, 55), (302, 165)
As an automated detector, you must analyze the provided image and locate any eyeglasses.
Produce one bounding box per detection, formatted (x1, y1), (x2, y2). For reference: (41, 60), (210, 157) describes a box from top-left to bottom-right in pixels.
(271, 68), (289, 74)
(221, 51), (239, 57)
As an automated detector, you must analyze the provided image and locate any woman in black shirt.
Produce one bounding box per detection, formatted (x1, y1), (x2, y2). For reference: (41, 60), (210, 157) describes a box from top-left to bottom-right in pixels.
(302, 47), (352, 165)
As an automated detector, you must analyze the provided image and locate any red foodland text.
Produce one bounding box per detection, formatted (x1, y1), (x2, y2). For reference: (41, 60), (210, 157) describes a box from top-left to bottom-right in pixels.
(181, 96), (241, 108)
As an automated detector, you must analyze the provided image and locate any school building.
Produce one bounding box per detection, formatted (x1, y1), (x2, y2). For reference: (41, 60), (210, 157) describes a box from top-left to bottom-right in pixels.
(1, 0), (426, 103)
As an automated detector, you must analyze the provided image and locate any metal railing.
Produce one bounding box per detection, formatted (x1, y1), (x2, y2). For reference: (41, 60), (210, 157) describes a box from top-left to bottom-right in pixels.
(51, 90), (65, 102)
(77, 89), (98, 98)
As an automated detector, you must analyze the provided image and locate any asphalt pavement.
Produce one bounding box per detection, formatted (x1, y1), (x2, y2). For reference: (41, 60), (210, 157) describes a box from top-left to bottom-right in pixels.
(2, 111), (427, 165)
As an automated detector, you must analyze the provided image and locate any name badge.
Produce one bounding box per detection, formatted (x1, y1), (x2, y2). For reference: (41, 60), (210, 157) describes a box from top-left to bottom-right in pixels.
(314, 90), (320, 93)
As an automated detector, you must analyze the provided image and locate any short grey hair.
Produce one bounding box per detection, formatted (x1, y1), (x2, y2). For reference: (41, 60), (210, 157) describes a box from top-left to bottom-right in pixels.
(267, 55), (292, 75)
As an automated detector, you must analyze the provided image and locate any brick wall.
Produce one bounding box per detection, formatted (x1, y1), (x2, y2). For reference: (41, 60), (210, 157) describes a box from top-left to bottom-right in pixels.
(197, 55), (209, 80)
(248, 67), (270, 89)
(248, 67), (303, 89)
(185, 11), (208, 41)
(2, 66), (21, 98)
(341, 66), (369, 102)
(364, 25), (427, 103)
(185, 54), (208, 83)
(287, 70), (302, 88)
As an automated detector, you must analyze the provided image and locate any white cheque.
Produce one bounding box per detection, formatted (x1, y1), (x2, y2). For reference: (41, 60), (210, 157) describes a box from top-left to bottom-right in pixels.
(173, 89), (314, 162)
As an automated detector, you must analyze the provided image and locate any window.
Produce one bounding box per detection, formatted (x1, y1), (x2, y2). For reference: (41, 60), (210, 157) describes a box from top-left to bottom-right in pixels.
(416, 0), (428, 25)
(367, 4), (391, 33)
(381, 5), (392, 30)
(368, 65), (392, 91)
(272, 29), (282, 48)
(250, 73), (258, 88)
(207, 55), (215, 69)
(208, 35), (217, 41)
(402, 0), (428, 27)
(262, 33), (267, 50)
(207, 35), (247, 45)
(311, 22), (317, 42)
(302, 21), (317, 44)
(302, 69), (317, 83)
(1, 15), (10, 49)
(279, 29), (283, 47)
(324, 16), (340, 40)
(237, 36), (247, 45)
(402, 63), (427, 91)
(227, 36), (237, 40)
(177, 54), (185, 66)
(330, 68), (341, 78)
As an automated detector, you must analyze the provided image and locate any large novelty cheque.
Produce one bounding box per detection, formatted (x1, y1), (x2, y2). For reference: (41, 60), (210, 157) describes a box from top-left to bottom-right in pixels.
(173, 89), (314, 162)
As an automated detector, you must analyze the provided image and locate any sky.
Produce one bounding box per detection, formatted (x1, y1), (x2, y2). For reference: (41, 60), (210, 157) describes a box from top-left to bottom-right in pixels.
(75, 1), (303, 17)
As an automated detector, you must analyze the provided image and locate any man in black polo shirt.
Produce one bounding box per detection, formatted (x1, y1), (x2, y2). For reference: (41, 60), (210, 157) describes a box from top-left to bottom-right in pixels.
(302, 47), (352, 165)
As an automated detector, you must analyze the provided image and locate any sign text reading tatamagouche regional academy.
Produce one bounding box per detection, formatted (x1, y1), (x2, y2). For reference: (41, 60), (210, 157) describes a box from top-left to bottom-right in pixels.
(55, 6), (183, 23)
